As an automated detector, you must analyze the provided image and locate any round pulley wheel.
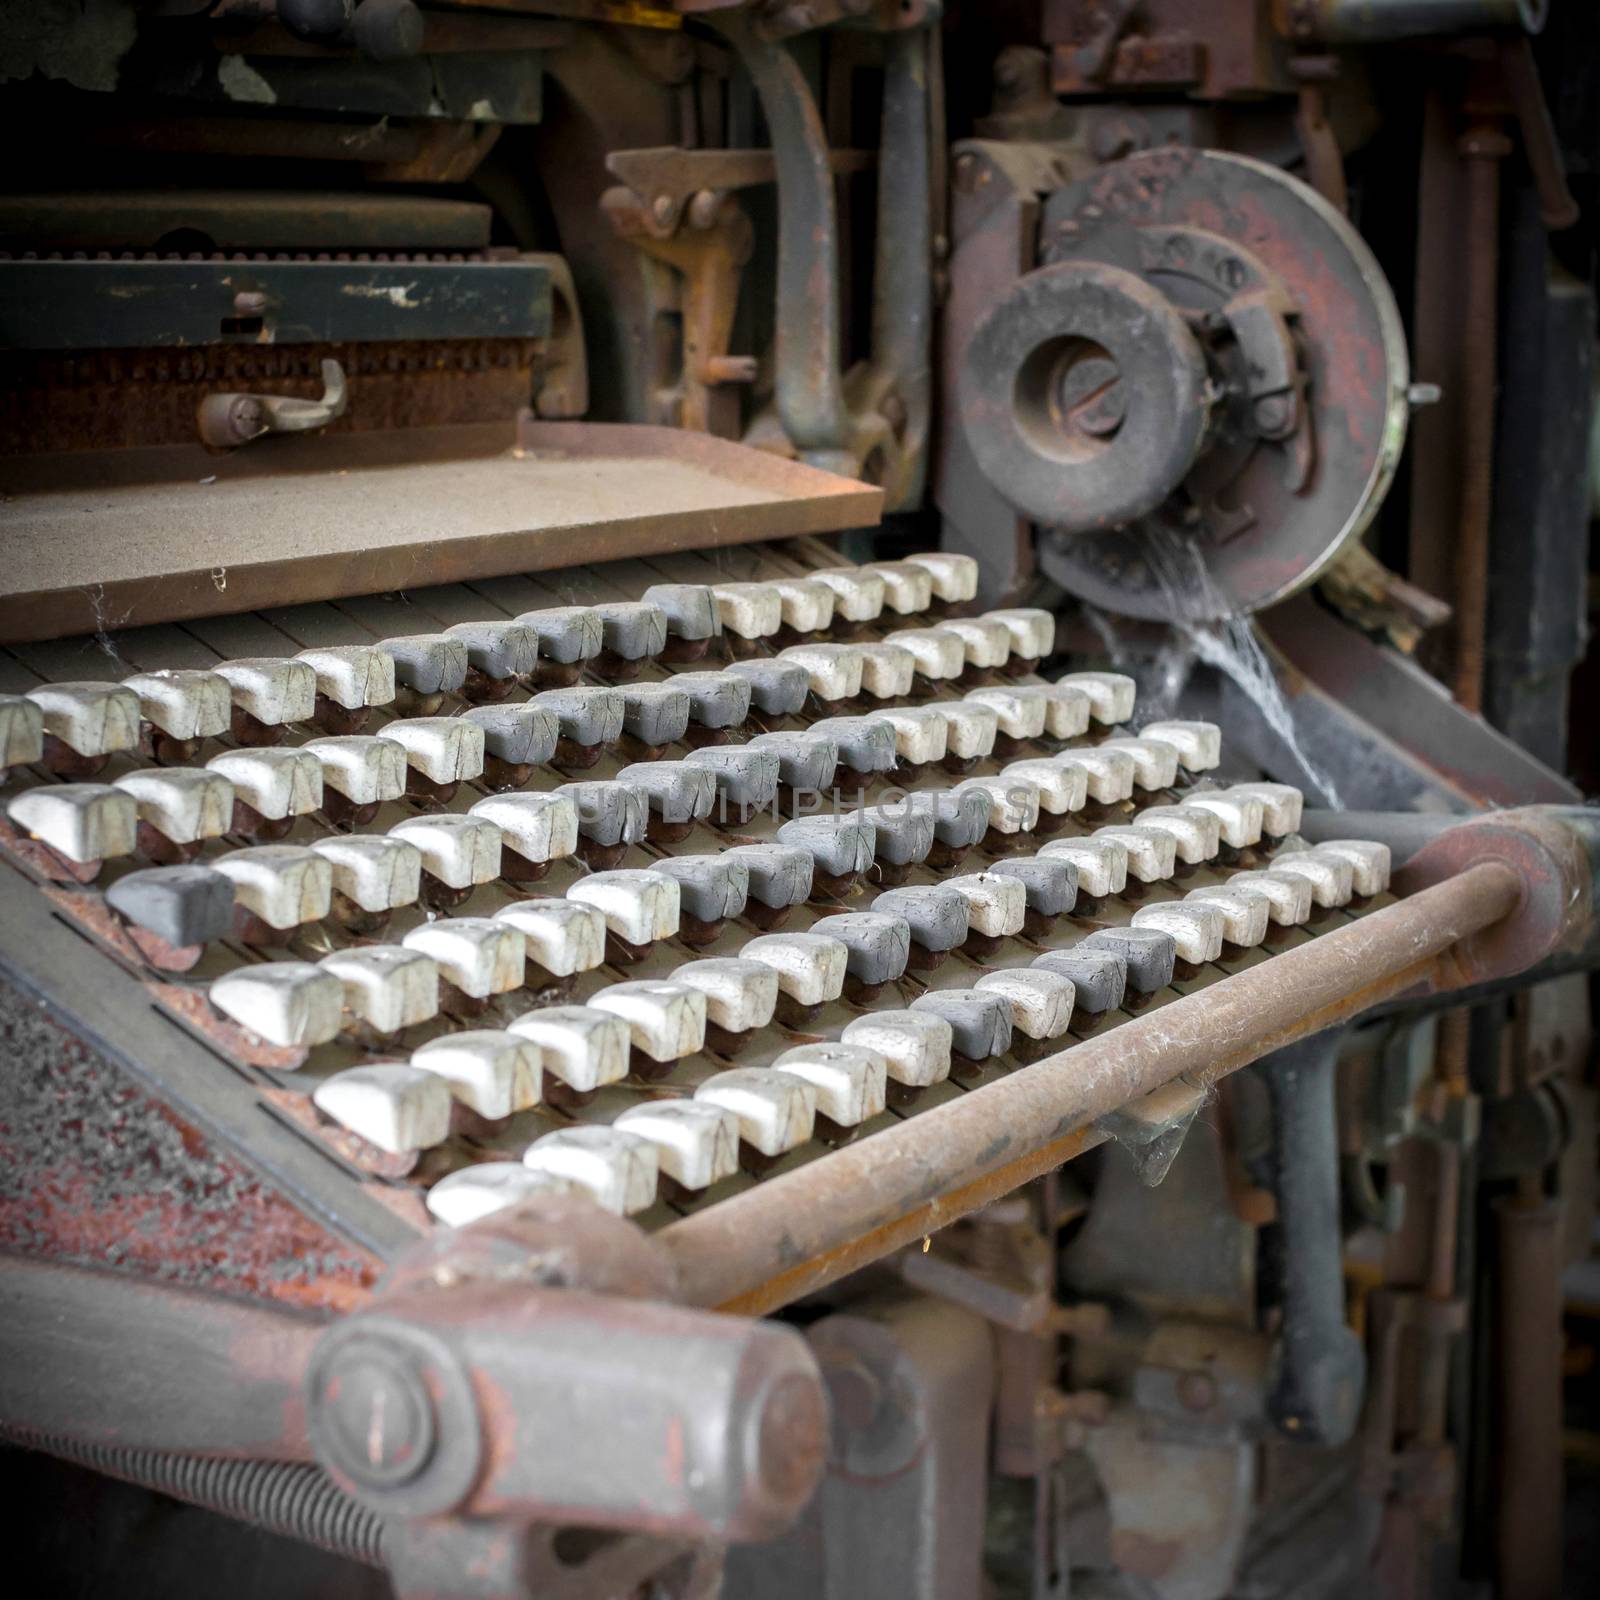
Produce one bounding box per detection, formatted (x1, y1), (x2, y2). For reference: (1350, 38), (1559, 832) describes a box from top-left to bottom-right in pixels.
(994, 148), (1409, 621)
(958, 260), (1212, 533)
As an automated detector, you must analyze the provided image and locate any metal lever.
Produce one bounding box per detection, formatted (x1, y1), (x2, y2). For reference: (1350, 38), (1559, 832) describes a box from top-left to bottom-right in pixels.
(198, 358), (349, 450)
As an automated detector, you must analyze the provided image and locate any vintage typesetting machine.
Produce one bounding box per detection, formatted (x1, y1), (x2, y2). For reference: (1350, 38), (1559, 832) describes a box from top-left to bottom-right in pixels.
(0, 2), (1597, 1598)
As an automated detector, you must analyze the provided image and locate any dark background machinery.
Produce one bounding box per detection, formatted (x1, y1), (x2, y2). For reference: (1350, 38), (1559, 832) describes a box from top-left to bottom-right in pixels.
(1, 3), (1599, 1600)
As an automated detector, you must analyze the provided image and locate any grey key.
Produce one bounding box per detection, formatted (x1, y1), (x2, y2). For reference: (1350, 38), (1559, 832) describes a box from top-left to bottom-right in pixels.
(461, 703), (560, 766)
(532, 686), (624, 746)
(517, 607), (601, 664)
(1081, 926), (1175, 995)
(592, 601), (668, 661)
(557, 780), (650, 847)
(921, 789), (991, 852)
(618, 682), (691, 746)
(858, 801), (936, 867)
(1031, 947), (1126, 1014)
(726, 658), (810, 716)
(778, 814), (875, 879)
(874, 885), (969, 952)
(105, 864), (235, 949)
(684, 745), (781, 811)
(650, 855), (750, 922)
(724, 843), (813, 910)
(991, 856), (1078, 918)
(909, 990), (1013, 1061)
(378, 634), (469, 696)
(750, 731), (839, 793)
(810, 911), (911, 986)
(641, 583), (721, 642)
(618, 761), (717, 825)
(444, 620), (538, 681)
(810, 716), (897, 775)
(672, 671), (752, 730)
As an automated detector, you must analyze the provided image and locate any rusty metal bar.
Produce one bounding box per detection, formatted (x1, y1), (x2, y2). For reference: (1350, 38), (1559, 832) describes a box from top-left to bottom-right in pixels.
(661, 861), (1523, 1314)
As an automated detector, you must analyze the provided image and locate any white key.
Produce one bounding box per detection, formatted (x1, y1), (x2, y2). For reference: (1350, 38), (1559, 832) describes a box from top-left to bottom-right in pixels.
(842, 1010), (952, 1088)
(124, 670), (232, 741)
(210, 961), (342, 1049)
(863, 560), (934, 614)
(957, 775), (1040, 835)
(1039, 836), (1128, 898)
(1227, 868), (1314, 925)
(975, 968), (1075, 1040)
(114, 768), (233, 844)
(674, 957), (779, 1033)
(906, 551), (979, 602)
(304, 735), (407, 806)
(696, 1068), (816, 1157)
(964, 687), (1048, 741)
(214, 658), (317, 727)
(772, 1044), (886, 1127)
(1135, 804), (1222, 864)
(1141, 719), (1222, 772)
(935, 617), (1011, 671)
(508, 1005), (630, 1091)
(295, 645), (395, 710)
(7, 784), (136, 863)
(493, 898), (605, 977)
(741, 931), (849, 1007)
(403, 918), (524, 998)
(984, 607), (1055, 659)
(588, 979), (707, 1062)
(313, 1064), (452, 1155)
(426, 1163), (574, 1227)
(1093, 824), (1176, 883)
(1057, 671), (1136, 725)
(856, 641), (916, 701)
(1098, 736), (1180, 791)
(214, 845), (331, 928)
(1309, 839), (1391, 897)
(389, 814), (502, 890)
(310, 834), (422, 914)
(877, 706), (949, 765)
(207, 748), (322, 821)
(523, 1126), (658, 1215)
(771, 576), (836, 632)
(320, 944), (439, 1033)
(811, 566), (886, 621)
(778, 642), (864, 702)
(469, 792), (578, 867)
(1003, 758), (1086, 816)
(888, 628), (964, 681)
(615, 1101), (740, 1191)
(567, 868), (679, 945)
(1184, 885), (1270, 947)
(924, 700), (998, 760)
(381, 717), (485, 785)
(1185, 791), (1265, 849)
(1056, 747), (1136, 804)
(412, 1030), (541, 1118)
(711, 581), (783, 640)
(27, 682), (140, 757)
(1015, 681), (1091, 738)
(1269, 849), (1354, 907)
(945, 872), (1028, 937)
(1132, 901), (1226, 964)
(0, 694), (44, 768)
(1226, 782), (1304, 837)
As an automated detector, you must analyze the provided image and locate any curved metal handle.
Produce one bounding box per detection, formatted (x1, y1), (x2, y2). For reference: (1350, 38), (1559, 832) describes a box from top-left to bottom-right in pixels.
(198, 359), (349, 450)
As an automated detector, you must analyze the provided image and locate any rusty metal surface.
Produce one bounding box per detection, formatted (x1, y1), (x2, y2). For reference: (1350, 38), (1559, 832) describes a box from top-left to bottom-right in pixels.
(0, 416), (882, 644)
(660, 854), (1526, 1314)
(0, 975), (380, 1311)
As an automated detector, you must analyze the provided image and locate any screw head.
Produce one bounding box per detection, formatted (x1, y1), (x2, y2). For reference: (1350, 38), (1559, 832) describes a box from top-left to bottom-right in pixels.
(315, 1334), (437, 1491)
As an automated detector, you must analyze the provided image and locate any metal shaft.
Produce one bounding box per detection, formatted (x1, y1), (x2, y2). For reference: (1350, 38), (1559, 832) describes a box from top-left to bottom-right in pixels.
(660, 861), (1522, 1313)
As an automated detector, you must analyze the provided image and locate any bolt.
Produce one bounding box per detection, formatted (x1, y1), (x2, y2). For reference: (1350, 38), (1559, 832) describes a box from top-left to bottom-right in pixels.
(1253, 393), (1291, 434)
(232, 290), (268, 316)
(686, 188), (722, 231)
(1407, 381), (1442, 409)
(316, 1336), (437, 1490)
(651, 194), (675, 227)
(1089, 116), (1143, 163)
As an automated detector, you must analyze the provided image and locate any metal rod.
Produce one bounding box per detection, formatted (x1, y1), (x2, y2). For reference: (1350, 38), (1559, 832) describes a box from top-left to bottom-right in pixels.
(661, 861), (1523, 1313)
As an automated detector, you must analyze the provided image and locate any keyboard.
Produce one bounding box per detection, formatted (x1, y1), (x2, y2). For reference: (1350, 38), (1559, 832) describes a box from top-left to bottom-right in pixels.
(0, 538), (1393, 1256)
